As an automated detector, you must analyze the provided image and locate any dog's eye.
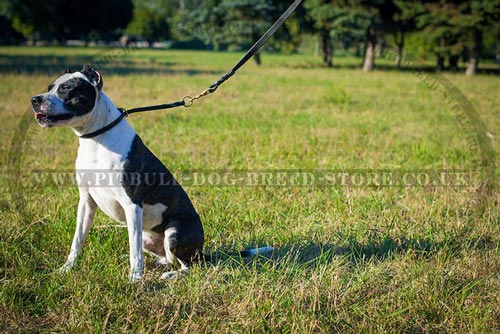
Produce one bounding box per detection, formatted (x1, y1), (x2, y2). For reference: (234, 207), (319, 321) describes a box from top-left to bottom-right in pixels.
(58, 84), (69, 91)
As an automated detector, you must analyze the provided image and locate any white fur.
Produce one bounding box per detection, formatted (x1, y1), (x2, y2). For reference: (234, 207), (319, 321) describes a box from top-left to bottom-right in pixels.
(143, 203), (168, 230)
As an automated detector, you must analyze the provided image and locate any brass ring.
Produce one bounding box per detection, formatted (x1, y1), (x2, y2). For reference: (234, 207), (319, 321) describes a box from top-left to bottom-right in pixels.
(183, 96), (194, 108)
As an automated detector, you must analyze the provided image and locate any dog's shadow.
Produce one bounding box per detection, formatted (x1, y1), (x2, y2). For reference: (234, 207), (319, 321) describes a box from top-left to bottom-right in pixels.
(139, 230), (496, 290)
(267, 233), (494, 268)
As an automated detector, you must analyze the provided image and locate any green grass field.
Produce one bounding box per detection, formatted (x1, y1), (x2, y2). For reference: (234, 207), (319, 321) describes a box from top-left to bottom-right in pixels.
(0, 46), (499, 333)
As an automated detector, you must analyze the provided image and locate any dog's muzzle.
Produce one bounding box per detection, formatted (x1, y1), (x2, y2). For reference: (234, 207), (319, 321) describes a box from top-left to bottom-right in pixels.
(31, 95), (74, 124)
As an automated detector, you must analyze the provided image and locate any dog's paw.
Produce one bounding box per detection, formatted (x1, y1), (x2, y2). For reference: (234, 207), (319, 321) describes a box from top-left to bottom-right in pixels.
(58, 262), (74, 274)
(155, 257), (171, 267)
(160, 271), (180, 280)
(160, 269), (189, 280)
(129, 271), (143, 283)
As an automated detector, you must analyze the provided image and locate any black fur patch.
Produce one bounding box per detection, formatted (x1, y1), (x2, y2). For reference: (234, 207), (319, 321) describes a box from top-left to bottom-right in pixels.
(122, 135), (204, 262)
(57, 78), (96, 116)
(122, 135), (201, 225)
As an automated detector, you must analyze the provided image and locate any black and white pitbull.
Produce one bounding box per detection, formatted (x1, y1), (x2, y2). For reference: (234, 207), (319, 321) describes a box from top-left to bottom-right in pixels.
(31, 65), (205, 281)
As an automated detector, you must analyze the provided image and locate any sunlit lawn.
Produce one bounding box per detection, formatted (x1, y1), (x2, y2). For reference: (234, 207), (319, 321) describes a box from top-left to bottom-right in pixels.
(0, 46), (499, 333)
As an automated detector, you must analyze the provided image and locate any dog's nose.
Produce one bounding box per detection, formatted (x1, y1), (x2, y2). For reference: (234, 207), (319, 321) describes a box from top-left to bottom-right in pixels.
(31, 95), (42, 106)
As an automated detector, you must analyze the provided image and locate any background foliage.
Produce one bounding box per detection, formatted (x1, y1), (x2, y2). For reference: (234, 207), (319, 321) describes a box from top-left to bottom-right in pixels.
(1, 0), (499, 74)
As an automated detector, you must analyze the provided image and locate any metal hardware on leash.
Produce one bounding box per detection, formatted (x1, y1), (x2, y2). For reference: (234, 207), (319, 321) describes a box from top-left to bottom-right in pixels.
(118, 107), (129, 117)
(119, 0), (302, 115)
(183, 96), (194, 107)
(181, 68), (236, 108)
(183, 87), (212, 108)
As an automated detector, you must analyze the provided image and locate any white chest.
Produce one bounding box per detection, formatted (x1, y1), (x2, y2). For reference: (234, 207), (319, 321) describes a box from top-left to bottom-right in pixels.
(75, 123), (135, 223)
(74, 124), (169, 231)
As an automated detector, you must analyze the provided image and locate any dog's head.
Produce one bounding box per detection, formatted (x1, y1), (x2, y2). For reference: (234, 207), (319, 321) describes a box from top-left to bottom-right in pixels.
(31, 65), (103, 128)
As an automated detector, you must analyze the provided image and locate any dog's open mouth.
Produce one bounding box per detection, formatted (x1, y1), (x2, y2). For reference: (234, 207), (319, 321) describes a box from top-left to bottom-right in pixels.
(35, 112), (74, 123)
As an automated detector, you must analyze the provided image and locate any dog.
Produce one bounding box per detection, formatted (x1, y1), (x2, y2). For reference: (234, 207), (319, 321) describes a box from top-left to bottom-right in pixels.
(31, 65), (206, 281)
(31, 65), (272, 281)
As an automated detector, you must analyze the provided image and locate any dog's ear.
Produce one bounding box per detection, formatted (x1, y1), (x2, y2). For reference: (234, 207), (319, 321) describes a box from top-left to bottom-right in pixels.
(65, 65), (72, 73)
(81, 64), (103, 91)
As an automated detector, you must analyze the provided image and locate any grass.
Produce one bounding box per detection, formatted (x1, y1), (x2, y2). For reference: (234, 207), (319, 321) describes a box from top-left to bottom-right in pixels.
(0, 46), (499, 333)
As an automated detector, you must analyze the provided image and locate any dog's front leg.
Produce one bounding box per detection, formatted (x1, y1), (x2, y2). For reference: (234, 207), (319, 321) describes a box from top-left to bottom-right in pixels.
(60, 193), (97, 272)
(124, 204), (144, 281)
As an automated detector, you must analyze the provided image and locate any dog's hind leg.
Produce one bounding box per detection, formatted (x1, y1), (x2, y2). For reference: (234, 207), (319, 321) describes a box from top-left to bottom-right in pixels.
(159, 218), (204, 280)
(160, 227), (190, 280)
(142, 231), (171, 266)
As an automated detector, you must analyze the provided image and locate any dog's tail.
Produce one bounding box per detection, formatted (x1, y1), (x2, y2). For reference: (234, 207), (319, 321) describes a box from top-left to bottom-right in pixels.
(203, 246), (274, 262)
(238, 246), (274, 257)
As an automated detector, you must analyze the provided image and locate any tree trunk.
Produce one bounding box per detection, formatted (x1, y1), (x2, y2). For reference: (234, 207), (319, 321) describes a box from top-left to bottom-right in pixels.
(253, 52), (261, 66)
(252, 33), (262, 66)
(436, 36), (445, 71)
(496, 32), (500, 64)
(449, 54), (459, 71)
(363, 26), (376, 72)
(466, 28), (482, 76)
(394, 26), (405, 68)
(395, 44), (403, 67)
(320, 28), (332, 67)
(437, 55), (445, 71)
(378, 31), (386, 57)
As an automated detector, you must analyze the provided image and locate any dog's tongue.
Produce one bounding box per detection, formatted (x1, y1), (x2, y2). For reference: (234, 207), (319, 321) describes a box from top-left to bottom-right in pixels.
(35, 113), (44, 120)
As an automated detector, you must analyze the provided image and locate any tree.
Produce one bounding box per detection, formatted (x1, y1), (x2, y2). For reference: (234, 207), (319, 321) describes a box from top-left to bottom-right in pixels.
(2, 0), (58, 43)
(126, 0), (175, 46)
(415, 0), (499, 74)
(416, 1), (465, 71)
(334, 10), (371, 56)
(305, 0), (339, 67)
(268, 0), (311, 53)
(183, 0), (226, 49)
(391, 0), (421, 67)
(59, 0), (133, 43)
(0, 14), (24, 44)
(359, 0), (389, 72)
(462, 0), (500, 75)
(3, 0), (133, 43)
(218, 0), (278, 65)
(362, 20), (377, 71)
(184, 0), (278, 63)
(305, 1), (371, 67)
(183, 0), (306, 54)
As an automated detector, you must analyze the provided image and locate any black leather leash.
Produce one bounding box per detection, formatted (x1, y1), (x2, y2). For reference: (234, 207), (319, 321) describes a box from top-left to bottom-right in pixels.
(80, 0), (303, 139)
